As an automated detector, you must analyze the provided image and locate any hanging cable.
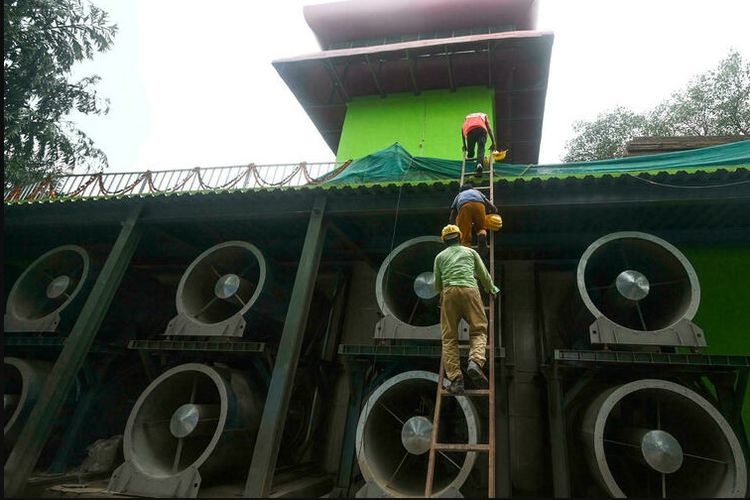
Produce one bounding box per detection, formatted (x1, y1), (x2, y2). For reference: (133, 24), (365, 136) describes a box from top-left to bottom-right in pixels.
(625, 172), (750, 189)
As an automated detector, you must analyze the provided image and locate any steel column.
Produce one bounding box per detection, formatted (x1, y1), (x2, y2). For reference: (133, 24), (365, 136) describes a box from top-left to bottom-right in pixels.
(4, 208), (141, 497)
(244, 195), (327, 497)
(335, 362), (366, 494)
(495, 362), (512, 497)
(46, 361), (113, 474)
(504, 261), (545, 495)
(546, 366), (571, 497)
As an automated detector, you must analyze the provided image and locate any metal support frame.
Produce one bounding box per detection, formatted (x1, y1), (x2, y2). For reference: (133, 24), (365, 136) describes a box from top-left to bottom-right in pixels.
(504, 261), (545, 495)
(486, 41), (493, 88)
(244, 195), (328, 497)
(445, 45), (455, 92)
(324, 60), (350, 103)
(406, 50), (420, 95)
(495, 362), (512, 497)
(709, 371), (750, 464)
(544, 365), (571, 498)
(4, 207), (142, 497)
(46, 359), (115, 474)
(334, 362), (366, 495)
(363, 54), (386, 98)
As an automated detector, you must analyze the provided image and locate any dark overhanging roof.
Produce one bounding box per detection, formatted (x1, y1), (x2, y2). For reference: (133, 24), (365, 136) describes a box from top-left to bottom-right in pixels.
(273, 30), (554, 164)
(302, 0), (539, 49)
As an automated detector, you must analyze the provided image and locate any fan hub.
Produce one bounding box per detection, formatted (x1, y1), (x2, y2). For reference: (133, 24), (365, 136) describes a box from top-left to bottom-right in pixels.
(46, 275), (71, 299)
(413, 272), (438, 300)
(214, 274), (241, 299)
(401, 416), (433, 455)
(641, 429), (683, 474)
(169, 403), (219, 438)
(615, 270), (650, 301)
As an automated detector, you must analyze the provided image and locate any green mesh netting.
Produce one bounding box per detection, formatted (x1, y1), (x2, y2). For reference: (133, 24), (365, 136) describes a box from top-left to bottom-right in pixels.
(326, 140), (750, 184)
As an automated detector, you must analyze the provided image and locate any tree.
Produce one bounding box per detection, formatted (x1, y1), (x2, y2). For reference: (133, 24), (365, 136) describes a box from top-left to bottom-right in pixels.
(4, 0), (117, 188)
(563, 107), (650, 162)
(563, 50), (750, 162)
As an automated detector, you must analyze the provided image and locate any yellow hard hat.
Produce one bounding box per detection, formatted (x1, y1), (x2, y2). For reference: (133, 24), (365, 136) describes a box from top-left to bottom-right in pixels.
(484, 214), (503, 231)
(441, 224), (461, 241)
(492, 149), (507, 161)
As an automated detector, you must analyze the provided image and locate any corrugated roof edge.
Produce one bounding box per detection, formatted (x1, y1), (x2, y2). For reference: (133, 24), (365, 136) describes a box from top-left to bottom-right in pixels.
(6, 165), (749, 206)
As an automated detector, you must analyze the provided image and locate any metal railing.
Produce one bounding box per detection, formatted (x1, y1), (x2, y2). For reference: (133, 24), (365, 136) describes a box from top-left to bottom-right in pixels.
(4, 160), (351, 203)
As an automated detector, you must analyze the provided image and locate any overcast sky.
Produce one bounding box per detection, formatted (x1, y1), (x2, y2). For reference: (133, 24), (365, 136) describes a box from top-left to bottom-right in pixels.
(70, 0), (750, 173)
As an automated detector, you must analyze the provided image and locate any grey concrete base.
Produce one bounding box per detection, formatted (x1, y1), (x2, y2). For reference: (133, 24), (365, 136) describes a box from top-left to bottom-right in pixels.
(375, 315), (469, 341)
(356, 482), (462, 498)
(164, 313), (246, 337)
(589, 316), (706, 347)
(4, 313), (62, 333)
(107, 461), (201, 498)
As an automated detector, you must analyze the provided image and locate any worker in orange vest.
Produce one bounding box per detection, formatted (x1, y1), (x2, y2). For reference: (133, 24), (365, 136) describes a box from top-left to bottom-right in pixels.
(461, 112), (497, 176)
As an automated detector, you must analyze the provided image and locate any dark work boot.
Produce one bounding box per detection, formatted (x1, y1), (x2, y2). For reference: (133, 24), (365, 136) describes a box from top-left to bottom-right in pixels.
(475, 162), (483, 176)
(445, 376), (465, 395)
(467, 360), (489, 388)
(477, 231), (488, 255)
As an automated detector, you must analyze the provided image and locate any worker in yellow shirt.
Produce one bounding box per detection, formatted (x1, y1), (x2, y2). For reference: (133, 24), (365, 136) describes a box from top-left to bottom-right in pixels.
(433, 224), (500, 394)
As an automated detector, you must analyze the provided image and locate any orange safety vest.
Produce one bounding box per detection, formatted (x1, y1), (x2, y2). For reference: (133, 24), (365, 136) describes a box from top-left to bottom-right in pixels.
(462, 112), (489, 137)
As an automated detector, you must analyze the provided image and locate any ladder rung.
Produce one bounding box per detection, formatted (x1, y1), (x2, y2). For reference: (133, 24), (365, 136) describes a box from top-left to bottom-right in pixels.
(434, 443), (490, 452)
(440, 389), (490, 396)
(476, 186), (492, 190)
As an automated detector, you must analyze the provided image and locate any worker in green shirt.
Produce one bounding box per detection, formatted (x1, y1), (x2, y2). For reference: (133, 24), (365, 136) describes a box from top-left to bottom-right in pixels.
(433, 224), (500, 394)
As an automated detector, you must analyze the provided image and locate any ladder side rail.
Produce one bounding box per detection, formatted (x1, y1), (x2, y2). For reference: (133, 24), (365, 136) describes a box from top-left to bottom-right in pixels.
(425, 358), (446, 497)
(426, 153), (497, 498)
(487, 154), (496, 497)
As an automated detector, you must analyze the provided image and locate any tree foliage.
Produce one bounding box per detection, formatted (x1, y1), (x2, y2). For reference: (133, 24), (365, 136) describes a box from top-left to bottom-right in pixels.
(563, 50), (750, 162)
(4, 0), (117, 187)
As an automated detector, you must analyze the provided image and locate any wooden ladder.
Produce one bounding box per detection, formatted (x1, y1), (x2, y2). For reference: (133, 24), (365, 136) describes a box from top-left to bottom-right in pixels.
(424, 153), (497, 497)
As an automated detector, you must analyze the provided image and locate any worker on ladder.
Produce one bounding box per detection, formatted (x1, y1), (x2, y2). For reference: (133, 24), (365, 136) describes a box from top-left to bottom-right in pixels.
(461, 111), (496, 176)
(433, 224), (500, 395)
(449, 183), (498, 255)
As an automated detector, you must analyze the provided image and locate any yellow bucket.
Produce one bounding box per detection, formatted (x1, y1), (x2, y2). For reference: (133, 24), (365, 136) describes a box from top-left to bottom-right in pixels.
(485, 214), (503, 231)
(492, 149), (507, 161)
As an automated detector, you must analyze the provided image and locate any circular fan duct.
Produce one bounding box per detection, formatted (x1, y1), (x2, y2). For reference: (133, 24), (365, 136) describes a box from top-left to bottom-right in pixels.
(575, 232), (703, 346)
(375, 237), (466, 339)
(581, 379), (746, 497)
(4, 357), (53, 449)
(4, 245), (91, 333)
(166, 241), (285, 337)
(356, 370), (480, 497)
(110, 363), (262, 496)
(578, 232), (699, 332)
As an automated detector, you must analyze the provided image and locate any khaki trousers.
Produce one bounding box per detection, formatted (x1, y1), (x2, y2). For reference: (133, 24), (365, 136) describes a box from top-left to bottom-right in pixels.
(440, 286), (488, 381)
(456, 201), (487, 247)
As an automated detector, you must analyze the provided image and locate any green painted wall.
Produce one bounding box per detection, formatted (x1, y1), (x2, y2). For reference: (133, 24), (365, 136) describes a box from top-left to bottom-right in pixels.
(336, 86), (495, 162)
(682, 245), (750, 434)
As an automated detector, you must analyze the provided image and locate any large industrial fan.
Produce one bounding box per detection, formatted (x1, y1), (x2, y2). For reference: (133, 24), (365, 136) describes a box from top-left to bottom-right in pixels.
(4, 245), (92, 333)
(580, 379), (746, 497)
(375, 237), (468, 340)
(107, 363), (263, 497)
(164, 241), (286, 337)
(4, 357), (53, 452)
(574, 232), (704, 347)
(355, 370), (480, 497)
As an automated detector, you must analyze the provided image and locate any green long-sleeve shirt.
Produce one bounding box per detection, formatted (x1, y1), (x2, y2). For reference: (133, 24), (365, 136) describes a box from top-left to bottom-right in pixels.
(433, 244), (500, 294)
